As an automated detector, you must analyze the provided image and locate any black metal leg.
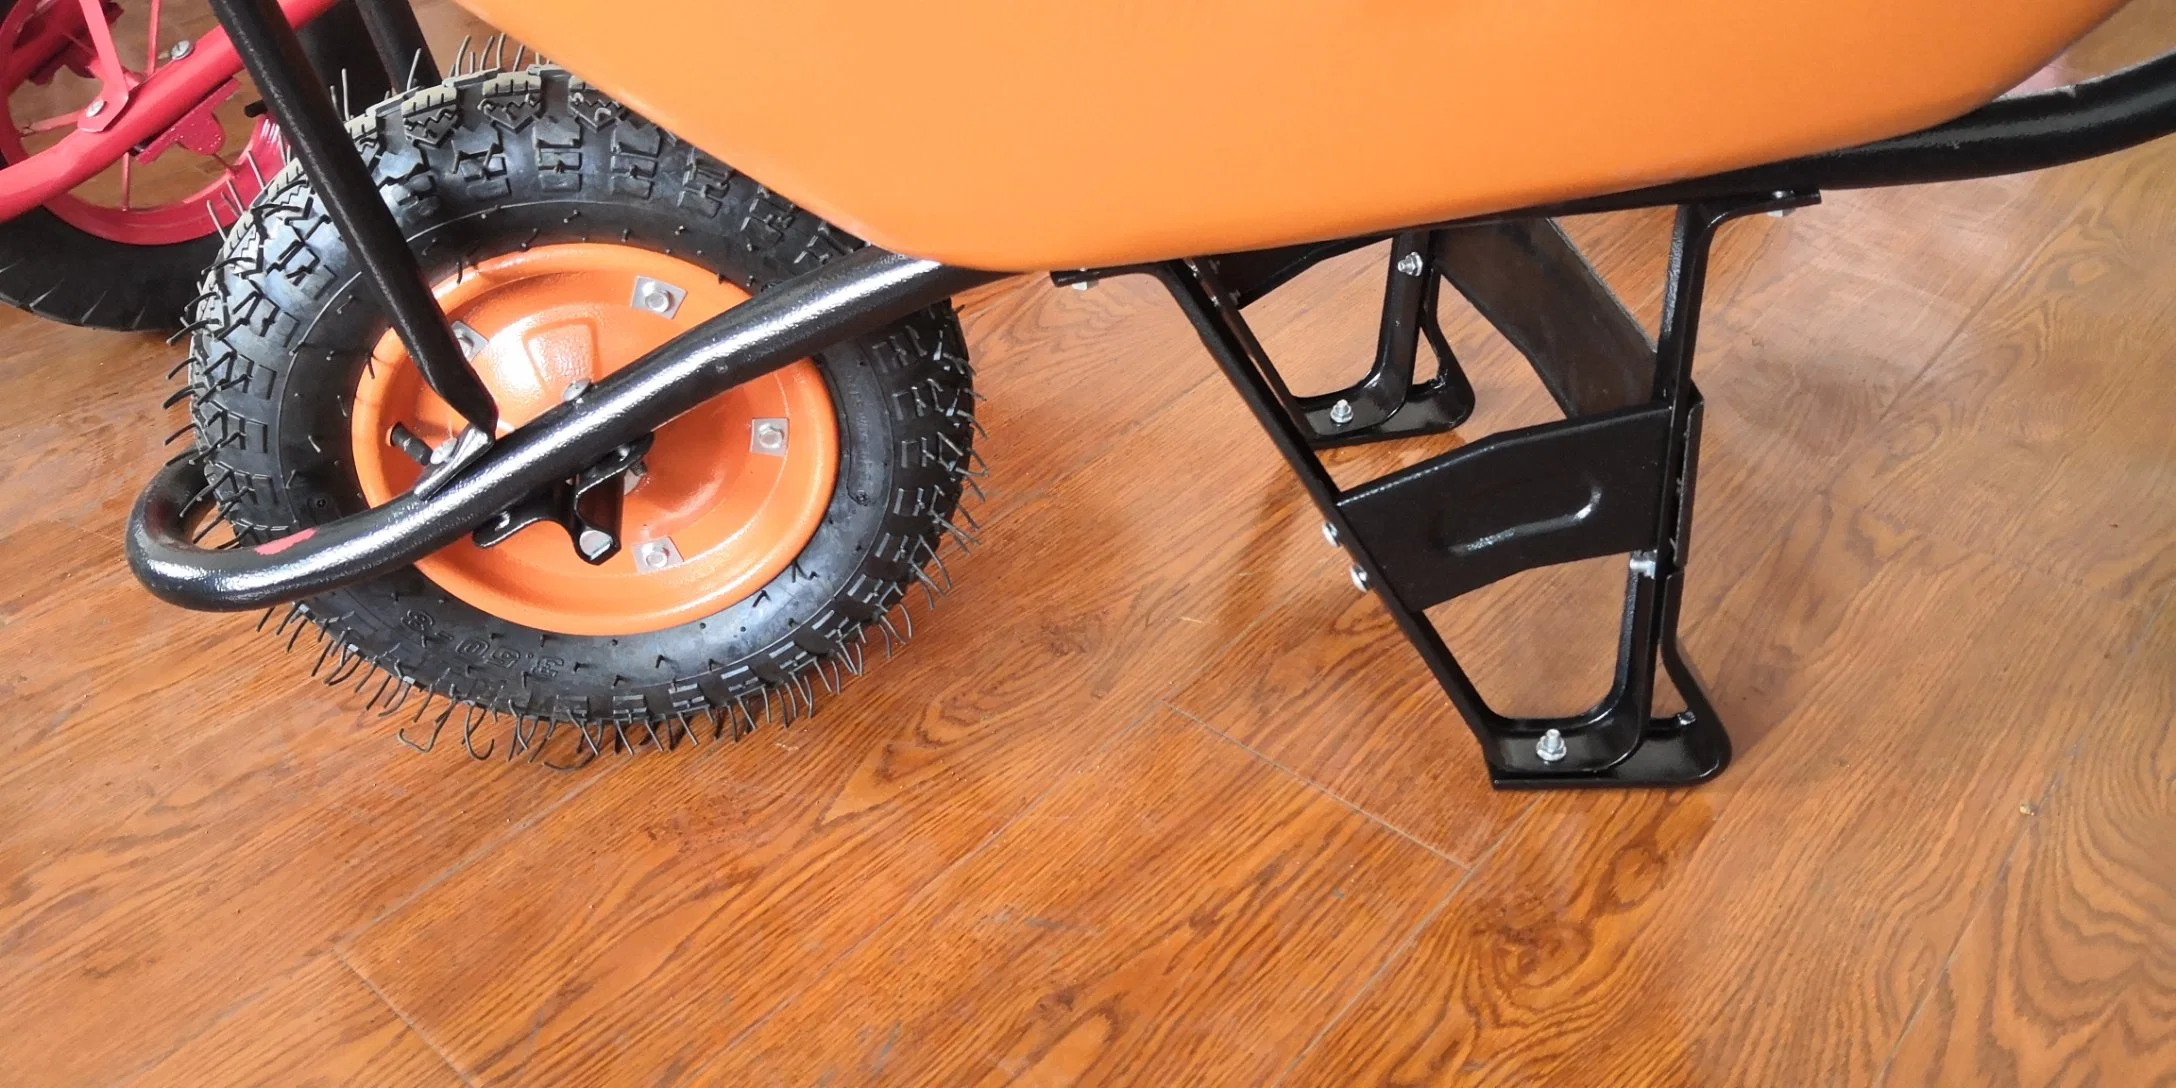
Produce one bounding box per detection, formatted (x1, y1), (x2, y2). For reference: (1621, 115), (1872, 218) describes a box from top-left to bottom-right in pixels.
(1158, 257), (1513, 744)
(352, 0), (440, 90)
(1289, 231), (1478, 447)
(1156, 193), (1812, 789)
(207, 0), (494, 448)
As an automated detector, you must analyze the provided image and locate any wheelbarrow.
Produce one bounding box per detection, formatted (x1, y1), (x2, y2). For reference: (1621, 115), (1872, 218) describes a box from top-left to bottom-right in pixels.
(125, 0), (2175, 784)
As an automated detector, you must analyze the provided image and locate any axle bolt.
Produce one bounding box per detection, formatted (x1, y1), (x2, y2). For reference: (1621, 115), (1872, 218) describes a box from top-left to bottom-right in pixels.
(84, 99), (106, 118)
(576, 528), (614, 559)
(1536, 728), (1567, 763)
(1329, 399), (1355, 426)
(1396, 251), (1425, 277)
(1321, 522), (1339, 548)
(1348, 565), (1369, 592)
(169, 39), (194, 61)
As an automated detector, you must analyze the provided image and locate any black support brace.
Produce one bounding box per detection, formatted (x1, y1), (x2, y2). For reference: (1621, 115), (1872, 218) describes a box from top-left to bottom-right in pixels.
(1150, 192), (1811, 788)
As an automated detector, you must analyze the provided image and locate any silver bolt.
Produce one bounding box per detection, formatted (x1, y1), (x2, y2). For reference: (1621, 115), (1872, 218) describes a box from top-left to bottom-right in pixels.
(631, 276), (685, 318)
(1767, 208), (1794, 219)
(1321, 522), (1339, 548)
(1536, 729), (1567, 762)
(1070, 279), (1095, 291)
(1628, 552), (1658, 577)
(168, 39), (194, 61)
(84, 99), (106, 118)
(750, 418), (788, 455)
(561, 378), (591, 402)
(1348, 565), (1369, 593)
(1395, 251), (1425, 277)
(1329, 399), (1355, 426)
(576, 528), (614, 556)
(450, 321), (487, 360)
(635, 538), (683, 571)
(1675, 710), (1698, 726)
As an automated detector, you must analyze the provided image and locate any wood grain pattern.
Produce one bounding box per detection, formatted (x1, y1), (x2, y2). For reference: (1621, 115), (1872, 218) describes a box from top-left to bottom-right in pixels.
(708, 709), (1462, 1086)
(1829, 133), (2176, 605)
(1884, 607), (2175, 1088)
(335, 372), (1364, 1086)
(126, 954), (467, 1088)
(1284, 498), (2158, 1087)
(0, 2), (2170, 1085)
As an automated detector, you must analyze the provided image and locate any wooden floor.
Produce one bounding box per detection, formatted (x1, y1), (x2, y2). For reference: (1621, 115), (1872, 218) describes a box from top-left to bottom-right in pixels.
(4, 6), (2174, 1086)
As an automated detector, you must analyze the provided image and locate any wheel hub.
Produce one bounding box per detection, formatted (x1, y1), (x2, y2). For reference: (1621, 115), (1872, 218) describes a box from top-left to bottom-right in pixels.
(350, 244), (839, 637)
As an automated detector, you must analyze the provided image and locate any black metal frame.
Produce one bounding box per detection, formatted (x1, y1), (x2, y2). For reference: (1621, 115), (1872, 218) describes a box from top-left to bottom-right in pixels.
(125, 15), (2176, 787)
(1142, 194), (1807, 787)
(1205, 229), (1481, 449)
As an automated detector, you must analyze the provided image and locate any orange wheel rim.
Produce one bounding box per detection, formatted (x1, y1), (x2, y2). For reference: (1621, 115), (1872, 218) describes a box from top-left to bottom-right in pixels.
(351, 244), (839, 637)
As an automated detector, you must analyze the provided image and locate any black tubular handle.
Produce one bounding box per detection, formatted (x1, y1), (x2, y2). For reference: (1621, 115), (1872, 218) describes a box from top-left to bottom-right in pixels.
(129, 248), (1002, 611)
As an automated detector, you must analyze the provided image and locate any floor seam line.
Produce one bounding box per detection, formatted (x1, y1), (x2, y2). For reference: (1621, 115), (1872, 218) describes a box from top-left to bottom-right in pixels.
(673, 705), (1167, 1085)
(335, 946), (482, 1088)
(337, 761), (616, 952)
(1812, 193), (2085, 507)
(1876, 563), (2174, 1081)
(1269, 803), (1536, 1087)
(1166, 702), (1471, 870)
(1871, 766), (2055, 1087)
(675, 550), (1328, 1084)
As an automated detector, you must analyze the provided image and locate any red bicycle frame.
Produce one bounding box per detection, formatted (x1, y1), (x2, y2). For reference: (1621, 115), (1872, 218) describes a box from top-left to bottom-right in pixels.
(0, 0), (335, 224)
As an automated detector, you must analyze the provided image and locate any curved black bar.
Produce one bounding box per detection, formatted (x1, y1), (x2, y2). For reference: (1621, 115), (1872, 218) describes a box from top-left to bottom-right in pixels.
(1546, 49), (2176, 215)
(129, 248), (1003, 611)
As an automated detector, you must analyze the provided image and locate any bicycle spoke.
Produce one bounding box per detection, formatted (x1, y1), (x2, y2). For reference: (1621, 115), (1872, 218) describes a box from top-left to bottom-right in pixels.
(145, 0), (164, 76)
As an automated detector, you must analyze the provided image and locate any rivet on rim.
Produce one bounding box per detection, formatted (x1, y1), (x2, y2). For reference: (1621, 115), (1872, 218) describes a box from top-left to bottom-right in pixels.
(635, 537), (684, 571)
(631, 276), (686, 319)
(750, 417), (788, 455)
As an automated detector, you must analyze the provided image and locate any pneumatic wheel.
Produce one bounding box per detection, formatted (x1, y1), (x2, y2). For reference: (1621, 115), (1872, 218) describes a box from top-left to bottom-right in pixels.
(182, 67), (977, 760)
